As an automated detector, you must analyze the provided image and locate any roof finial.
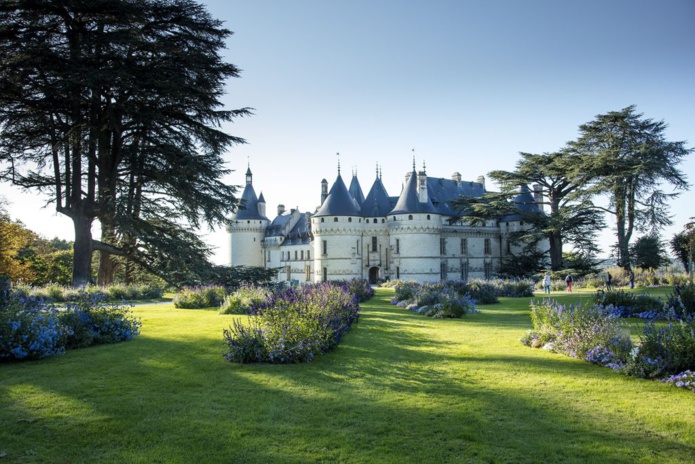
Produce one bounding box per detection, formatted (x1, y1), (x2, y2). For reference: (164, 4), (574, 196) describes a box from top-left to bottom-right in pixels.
(412, 148), (416, 171)
(336, 152), (341, 175)
(422, 159), (426, 174)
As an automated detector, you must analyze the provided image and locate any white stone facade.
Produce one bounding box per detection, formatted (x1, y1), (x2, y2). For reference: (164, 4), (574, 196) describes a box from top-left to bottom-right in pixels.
(229, 165), (545, 284)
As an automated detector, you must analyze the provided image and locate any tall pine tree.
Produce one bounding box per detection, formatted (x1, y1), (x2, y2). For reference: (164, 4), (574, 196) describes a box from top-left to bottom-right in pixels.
(0, 0), (250, 286)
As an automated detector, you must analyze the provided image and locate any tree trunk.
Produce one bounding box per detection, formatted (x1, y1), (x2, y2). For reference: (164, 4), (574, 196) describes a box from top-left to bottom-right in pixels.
(549, 233), (563, 270)
(72, 215), (94, 287)
(97, 219), (119, 285)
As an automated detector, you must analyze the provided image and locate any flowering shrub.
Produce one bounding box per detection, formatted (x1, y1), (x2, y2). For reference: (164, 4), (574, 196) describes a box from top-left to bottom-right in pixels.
(665, 285), (695, 320)
(334, 279), (374, 303)
(597, 290), (664, 319)
(662, 370), (695, 393)
(174, 286), (226, 309)
(523, 299), (632, 362)
(0, 295), (66, 360)
(59, 292), (141, 349)
(1, 289), (141, 361)
(223, 282), (361, 363)
(219, 284), (272, 315)
(622, 318), (695, 379)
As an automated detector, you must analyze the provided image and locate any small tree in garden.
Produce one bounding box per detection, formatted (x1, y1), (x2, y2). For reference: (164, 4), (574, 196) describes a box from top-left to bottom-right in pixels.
(630, 234), (670, 271)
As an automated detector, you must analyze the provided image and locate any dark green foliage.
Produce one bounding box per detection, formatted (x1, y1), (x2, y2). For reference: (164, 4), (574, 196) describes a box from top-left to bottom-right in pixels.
(625, 319), (695, 378)
(670, 231), (694, 273)
(596, 290), (663, 318)
(452, 151), (604, 271)
(666, 285), (695, 319)
(205, 265), (279, 292)
(173, 286), (226, 309)
(630, 234), (669, 270)
(0, 0), (250, 286)
(567, 106), (692, 269)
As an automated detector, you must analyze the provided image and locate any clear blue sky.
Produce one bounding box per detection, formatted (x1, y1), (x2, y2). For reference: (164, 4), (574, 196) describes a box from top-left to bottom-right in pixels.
(2, 0), (694, 265)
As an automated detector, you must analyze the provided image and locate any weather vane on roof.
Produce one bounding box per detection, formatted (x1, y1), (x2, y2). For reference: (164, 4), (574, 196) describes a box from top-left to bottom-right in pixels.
(336, 152), (340, 174)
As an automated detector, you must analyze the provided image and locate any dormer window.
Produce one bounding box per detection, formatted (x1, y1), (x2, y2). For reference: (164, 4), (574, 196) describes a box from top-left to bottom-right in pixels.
(334, 217), (338, 222)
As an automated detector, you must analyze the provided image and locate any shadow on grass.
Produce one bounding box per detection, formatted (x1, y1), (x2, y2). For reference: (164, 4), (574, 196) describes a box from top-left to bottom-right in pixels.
(1, 290), (694, 463)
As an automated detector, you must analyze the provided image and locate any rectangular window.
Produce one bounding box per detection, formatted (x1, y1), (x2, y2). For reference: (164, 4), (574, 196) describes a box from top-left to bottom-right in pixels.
(305, 264), (311, 281)
(322, 240), (327, 256)
(372, 236), (377, 251)
(396, 266), (400, 279)
(460, 260), (469, 281)
(460, 238), (468, 255)
(294, 250), (298, 260)
(440, 262), (447, 281)
(396, 239), (400, 254)
(301, 250), (304, 260)
(286, 265), (291, 280)
(322, 266), (327, 282)
(267, 251), (271, 262)
(484, 238), (491, 255)
(357, 240), (360, 255)
(440, 237), (446, 255)
(506, 240), (511, 254)
(307, 250), (310, 260)
(484, 261), (492, 279)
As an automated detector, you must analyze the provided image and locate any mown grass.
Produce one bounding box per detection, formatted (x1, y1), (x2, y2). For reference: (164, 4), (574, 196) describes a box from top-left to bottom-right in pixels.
(1, 288), (694, 463)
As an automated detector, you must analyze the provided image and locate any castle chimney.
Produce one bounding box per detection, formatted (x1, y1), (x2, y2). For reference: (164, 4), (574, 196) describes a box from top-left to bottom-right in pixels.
(476, 175), (485, 190)
(277, 204), (285, 215)
(533, 184), (543, 211)
(320, 179), (328, 204)
(452, 172), (462, 186)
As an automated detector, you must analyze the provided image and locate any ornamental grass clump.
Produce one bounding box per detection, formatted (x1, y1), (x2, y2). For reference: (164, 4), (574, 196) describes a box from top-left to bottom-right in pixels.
(523, 299), (633, 364)
(223, 282), (361, 363)
(173, 285), (226, 309)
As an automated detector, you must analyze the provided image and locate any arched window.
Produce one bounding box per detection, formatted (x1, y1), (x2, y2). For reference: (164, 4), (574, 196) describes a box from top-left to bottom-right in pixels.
(321, 218), (324, 223)
(348, 217), (352, 222)
(333, 217), (338, 222)
(373, 218), (377, 224)
(408, 215), (413, 220)
(427, 215), (430, 220)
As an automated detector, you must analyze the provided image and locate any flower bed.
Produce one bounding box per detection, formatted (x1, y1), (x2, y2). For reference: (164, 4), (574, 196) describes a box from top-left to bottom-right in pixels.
(522, 298), (695, 392)
(223, 281), (363, 363)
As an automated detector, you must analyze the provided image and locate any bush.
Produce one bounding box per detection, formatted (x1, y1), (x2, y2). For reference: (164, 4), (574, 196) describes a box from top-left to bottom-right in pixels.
(623, 319), (695, 379)
(596, 290), (664, 319)
(223, 282), (360, 363)
(174, 285), (226, 309)
(665, 285), (695, 320)
(219, 284), (272, 315)
(466, 280), (499, 304)
(335, 279), (374, 303)
(524, 299), (633, 363)
(0, 295), (66, 360)
(59, 292), (141, 349)
(661, 370), (695, 393)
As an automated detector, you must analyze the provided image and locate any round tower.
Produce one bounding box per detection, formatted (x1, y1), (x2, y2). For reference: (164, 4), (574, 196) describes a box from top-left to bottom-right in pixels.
(388, 166), (442, 282)
(228, 167), (269, 267)
(312, 172), (364, 282)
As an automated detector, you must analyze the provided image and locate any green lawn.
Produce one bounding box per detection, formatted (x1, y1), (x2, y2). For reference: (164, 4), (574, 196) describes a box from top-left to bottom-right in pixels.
(2, 288), (694, 463)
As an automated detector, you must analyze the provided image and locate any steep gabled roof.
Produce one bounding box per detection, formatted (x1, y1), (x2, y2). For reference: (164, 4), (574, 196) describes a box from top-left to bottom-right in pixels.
(314, 173), (362, 217)
(389, 170), (439, 215)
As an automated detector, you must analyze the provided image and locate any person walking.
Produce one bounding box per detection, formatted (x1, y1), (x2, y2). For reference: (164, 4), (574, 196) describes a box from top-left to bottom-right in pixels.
(565, 273), (573, 292)
(543, 273), (551, 294)
(606, 271), (612, 291)
(629, 269), (635, 289)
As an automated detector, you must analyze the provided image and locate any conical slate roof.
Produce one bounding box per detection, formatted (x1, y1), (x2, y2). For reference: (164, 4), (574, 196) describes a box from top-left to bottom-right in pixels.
(362, 176), (393, 217)
(500, 184), (542, 221)
(348, 175), (365, 207)
(314, 173), (362, 217)
(232, 183), (268, 221)
(390, 170), (439, 215)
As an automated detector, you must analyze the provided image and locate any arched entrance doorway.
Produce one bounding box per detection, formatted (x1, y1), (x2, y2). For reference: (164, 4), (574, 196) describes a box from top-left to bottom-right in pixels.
(368, 266), (380, 285)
